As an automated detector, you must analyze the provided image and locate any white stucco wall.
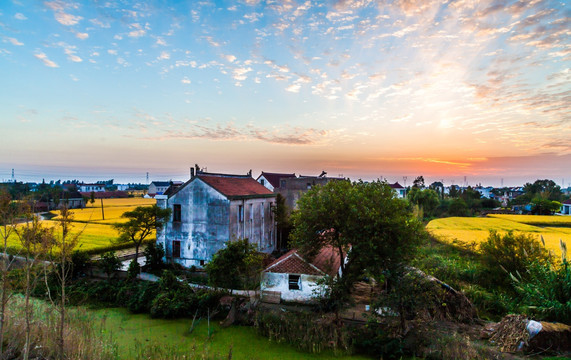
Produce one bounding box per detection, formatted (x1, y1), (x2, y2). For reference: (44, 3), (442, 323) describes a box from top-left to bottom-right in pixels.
(257, 175), (275, 192)
(261, 272), (327, 302)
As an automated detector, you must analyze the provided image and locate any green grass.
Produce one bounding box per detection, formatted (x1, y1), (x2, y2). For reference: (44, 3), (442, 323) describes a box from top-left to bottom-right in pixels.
(95, 308), (371, 360)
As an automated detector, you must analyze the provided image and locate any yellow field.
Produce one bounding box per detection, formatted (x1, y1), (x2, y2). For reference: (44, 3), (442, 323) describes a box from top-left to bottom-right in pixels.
(426, 216), (570, 257)
(487, 214), (571, 226)
(4, 197), (157, 254)
(54, 198), (156, 224)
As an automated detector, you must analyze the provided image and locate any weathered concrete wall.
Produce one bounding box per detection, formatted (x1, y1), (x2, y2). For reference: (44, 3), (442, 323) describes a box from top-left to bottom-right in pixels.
(229, 198), (275, 252)
(261, 272), (326, 302)
(158, 179), (230, 268)
(157, 179), (276, 268)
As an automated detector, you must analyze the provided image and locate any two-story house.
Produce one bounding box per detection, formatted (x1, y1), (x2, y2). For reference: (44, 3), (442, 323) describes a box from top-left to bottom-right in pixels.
(156, 169), (276, 268)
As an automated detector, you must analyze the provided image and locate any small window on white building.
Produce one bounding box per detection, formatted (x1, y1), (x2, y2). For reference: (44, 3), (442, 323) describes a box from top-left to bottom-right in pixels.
(238, 205), (244, 222)
(288, 274), (301, 290)
(261, 203), (264, 218)
(260, 179), (265, 186)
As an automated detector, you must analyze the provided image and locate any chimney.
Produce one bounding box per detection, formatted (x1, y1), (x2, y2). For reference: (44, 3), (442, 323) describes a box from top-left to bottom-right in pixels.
(190, 167), (195, 178)
(247, 169), (252, 177)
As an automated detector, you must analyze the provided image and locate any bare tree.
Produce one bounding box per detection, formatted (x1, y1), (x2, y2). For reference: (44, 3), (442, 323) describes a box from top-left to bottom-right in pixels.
(48, 204), (81, 358)
(15, 215), (54, 360)
(0, 189), (23, 356)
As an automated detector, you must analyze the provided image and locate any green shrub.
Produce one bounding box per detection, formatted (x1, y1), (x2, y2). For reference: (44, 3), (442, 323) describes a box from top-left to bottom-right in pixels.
(144, 241), (165, 271)
(127, 259), (140, 280)
(480, 230), (552, 288)
(98, 251), (122, 278)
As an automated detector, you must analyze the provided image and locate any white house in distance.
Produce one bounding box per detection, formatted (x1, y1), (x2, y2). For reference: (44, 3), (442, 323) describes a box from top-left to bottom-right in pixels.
(148, 181), (183, 197)
(261, 246), (343, 303)
(156, 169), (276, 268)
(389, 182), (406, 198)
(561, 199), (571, 215)
(79, 183), (106, 192)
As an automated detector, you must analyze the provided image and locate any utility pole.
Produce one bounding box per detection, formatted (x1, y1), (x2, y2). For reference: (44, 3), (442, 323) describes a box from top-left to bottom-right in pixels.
(403, 176), (407, 197)
(11, 169), (14, 183)
(146, 172), (149, 184)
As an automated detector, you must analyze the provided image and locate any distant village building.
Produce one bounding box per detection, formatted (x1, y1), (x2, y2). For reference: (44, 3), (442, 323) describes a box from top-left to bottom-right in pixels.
(79, 183), (106, 193)
(256, 172), (296, 192)
(561, 199), (571, 215)
(148, 181), (183, 197)
(156, 168), (276, 268)
(389, 182), (406, 198)
(273, 171), (345, 211)
(261, 246), (343, 303)
(475, 186), (494, 199)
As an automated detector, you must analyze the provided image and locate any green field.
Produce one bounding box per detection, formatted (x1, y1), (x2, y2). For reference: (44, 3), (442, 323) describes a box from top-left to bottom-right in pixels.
(96, 308), (370, 360)
(426, 215), (570, 257)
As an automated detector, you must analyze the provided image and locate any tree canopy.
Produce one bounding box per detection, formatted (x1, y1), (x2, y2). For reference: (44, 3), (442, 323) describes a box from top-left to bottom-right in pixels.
(290, 180), (427, 283)
(113, 205), (171, 260)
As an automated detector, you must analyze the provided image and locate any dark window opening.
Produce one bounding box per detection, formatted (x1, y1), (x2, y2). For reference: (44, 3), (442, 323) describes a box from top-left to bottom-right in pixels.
(288, 274), (301, 290)
(173, 240), (181, 258)
(173, 204), (181, 222)
(280, 179), (286, 188)
(200, 260), (205, 266)
(260, 179), (265, 186)
(238, 205), (244, 222)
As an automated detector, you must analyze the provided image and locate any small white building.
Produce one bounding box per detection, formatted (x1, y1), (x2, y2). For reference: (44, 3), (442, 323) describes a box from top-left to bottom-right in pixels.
(79, 183), (106, 192)
(561, 199), (571, 215)
(256, 172), (297, 192)
(261, 246), (343, 303)
(389, 182), (406, 198)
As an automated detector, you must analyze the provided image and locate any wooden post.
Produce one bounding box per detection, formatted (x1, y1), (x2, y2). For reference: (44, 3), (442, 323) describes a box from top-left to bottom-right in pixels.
(100, 198), (105, 220)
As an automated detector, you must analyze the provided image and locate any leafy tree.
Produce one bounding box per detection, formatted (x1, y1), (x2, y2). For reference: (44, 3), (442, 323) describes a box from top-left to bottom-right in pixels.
(205, 239), (264, 290)
(290, 180), (427, 293)
(99, 251), (122, 278)
(448, 198), (468, 216)
(412, 176), (425, 189)
(530, 198), (561, 215)
(113, 205), (171, 262)
(407, 188), (439, 218)
(144, 241), (165, 271)
(429, 181), (444, 199)
(273, 193), (291, 251)
(524, 179), (562, 201)
(89, 191), (96, 206)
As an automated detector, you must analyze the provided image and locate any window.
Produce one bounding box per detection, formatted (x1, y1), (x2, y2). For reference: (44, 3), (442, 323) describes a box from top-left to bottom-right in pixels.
(261, 203), (264, 218)
(280, 179), (286, 188)
(173, 204), (181, 222)
(288, 274), (301, 290)
(238, 205), (244, 222)
(307, 183), (312, 189)
(260, 179), (265, 186)
(173, 240), (181, 258)
(200, 260), (205, 267)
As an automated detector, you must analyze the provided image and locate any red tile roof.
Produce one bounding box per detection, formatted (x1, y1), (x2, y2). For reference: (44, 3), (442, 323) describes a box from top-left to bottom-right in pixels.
(197, 174), (274, 198)
(265, 246), (342, 277)
(563, 199), (571, 205)
(257, 172), (296, 188)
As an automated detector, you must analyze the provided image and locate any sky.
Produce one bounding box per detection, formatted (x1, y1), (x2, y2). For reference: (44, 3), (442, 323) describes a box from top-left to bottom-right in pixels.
(0, 0), (569, 187)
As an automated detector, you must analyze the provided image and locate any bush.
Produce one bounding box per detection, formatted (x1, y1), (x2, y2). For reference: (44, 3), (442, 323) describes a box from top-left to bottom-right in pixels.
(98, 251), (122, 278)
(144, 241), (165, 271)
(512, 260), (571, 323)
(480, 230), (552, 287)
(71, 250), (91, 278)
(127, 259), (140, 280)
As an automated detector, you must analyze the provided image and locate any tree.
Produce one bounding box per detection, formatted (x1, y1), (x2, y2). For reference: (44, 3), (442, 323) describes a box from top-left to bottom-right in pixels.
(144, 241), (165, 271)
(205, 239), (264, 290)
(530, 198), (561, 215)
(407, 188), (439, 218)
(290, 180), (426, 292)
(524, 179), (562, 201)
(273, 193), (291, 250)
(412, 176), (425, 189)
(429, 181), (444, 199)
(113, 205), (171, 262)
(98, 251), (122, 278)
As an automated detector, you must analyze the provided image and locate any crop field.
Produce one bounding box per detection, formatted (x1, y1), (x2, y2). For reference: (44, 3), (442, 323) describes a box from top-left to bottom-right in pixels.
(426, 215), (570, 257)
(3, 198), (156, 254)
(487, 214), (571, 227)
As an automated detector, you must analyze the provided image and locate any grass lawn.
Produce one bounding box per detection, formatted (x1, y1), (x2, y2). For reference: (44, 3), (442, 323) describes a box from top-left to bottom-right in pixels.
(426, 216), (569, 257)
(96, 308), (370, 360)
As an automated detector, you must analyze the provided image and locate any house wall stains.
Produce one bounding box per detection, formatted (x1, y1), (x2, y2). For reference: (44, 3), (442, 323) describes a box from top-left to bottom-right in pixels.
(157, 178), (276, 268)
(261, 272), (326, 302)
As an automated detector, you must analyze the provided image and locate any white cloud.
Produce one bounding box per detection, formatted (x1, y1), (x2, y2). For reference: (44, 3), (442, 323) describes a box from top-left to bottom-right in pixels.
(233, 67), (253, 81)
(158, 51), (170, 60)
(76, 32), (89, 40)
(181, 77), (191, 84)
(55, 12), (83, 26)
(64, 48), (82, 62)
(107, 49), (118, 55)
(224, 54), (236, 63)
(34, 52), (59, 68)
(156, 37), (167, 46)
(128, 23), (147, 38)
(14, 13), (27, 20)
(286, 84), (301, 93)
(7, 37), (24, 46)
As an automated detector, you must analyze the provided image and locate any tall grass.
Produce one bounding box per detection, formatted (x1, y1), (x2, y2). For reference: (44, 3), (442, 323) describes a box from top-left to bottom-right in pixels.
(2, 296), (118, 359)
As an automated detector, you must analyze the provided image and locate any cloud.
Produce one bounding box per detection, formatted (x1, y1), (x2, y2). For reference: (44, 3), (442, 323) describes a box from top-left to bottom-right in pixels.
(157, 51), (170, 60)
(75, 32), (89, 40)
(6, 37), (24, 46)
(224, 54), (236, 63)
(14, 13), (27, 20)
(233, 67), (253, 81)
(285, 84), (301, 93)
(55, 12), (83, 26)
(181, 77), (191, 84)
(64, 48), (82, 62)
(34, 52), (59, 68)
(128, 23), (147, 37)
